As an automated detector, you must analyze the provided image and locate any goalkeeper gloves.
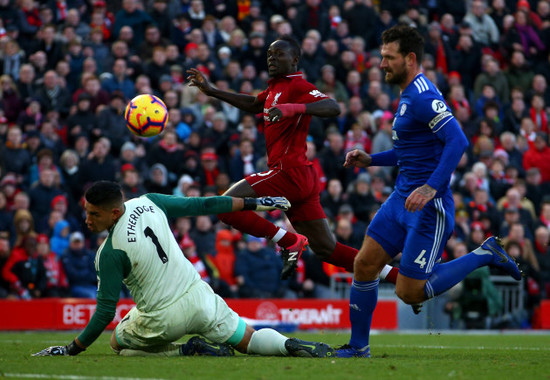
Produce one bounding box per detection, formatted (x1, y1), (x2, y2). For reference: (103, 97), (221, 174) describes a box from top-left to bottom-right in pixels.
(243, 196), (290, 212)
(32, 340), (86, 356)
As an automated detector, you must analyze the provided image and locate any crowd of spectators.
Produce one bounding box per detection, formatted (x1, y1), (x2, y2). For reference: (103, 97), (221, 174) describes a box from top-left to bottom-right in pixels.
(0, 0), (549, 327)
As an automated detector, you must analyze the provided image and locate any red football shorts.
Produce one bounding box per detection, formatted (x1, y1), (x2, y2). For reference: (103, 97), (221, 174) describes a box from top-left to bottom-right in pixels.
(245, 165), (326, 222)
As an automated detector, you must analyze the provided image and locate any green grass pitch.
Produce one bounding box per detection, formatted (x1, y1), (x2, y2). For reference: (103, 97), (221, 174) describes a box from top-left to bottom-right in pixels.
(1, 331), (548, 380)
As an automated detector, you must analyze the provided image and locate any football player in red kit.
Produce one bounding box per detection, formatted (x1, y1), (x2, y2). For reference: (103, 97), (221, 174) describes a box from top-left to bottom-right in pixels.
(187, 35), (398, 283)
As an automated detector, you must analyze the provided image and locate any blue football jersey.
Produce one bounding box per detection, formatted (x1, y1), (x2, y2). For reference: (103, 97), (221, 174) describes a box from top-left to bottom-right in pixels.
(391, 73), (456, 197)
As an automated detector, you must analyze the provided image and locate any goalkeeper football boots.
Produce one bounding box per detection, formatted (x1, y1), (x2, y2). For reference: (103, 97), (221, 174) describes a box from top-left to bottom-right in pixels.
(284, 337), (335, 358)
(280, 234), (309, 280)
(180, 336), (234, 356)
(476, 236), (523, 280)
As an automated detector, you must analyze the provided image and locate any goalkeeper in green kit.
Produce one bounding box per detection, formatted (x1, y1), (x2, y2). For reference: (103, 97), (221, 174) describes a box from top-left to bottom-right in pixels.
(33, 181), (334, 358)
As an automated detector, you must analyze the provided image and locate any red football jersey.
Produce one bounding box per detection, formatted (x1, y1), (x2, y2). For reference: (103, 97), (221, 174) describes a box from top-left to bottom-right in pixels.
(257, 73), (329, 170)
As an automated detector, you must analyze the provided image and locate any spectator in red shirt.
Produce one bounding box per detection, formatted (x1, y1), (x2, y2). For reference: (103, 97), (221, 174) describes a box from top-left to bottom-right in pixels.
(523, 132), (550, 183)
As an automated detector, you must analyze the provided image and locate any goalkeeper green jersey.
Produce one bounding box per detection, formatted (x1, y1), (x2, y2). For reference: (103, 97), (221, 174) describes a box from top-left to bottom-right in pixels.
(78, 194), (234, 346)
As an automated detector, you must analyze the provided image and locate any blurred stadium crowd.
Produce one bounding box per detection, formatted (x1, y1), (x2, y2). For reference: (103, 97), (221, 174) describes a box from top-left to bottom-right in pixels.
(0, 0), (549, 328)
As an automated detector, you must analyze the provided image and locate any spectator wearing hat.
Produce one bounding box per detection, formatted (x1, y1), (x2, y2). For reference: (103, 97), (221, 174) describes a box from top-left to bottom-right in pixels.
(172, 174), (195, 197)
(36, 233), (69, 297)
(61, 231), (97, 298)
(144, 162), (172, 194)
(197, 150), (223, 189)
(48, 194), (80, 233)
(179, 234), (212, 282)
(207, 228), (240, 297)
(523, 132), (550, 183)
(0, 126), (32, 182)
(120, 163), (147, 200)
(0, 174), (20, 214)
(234, 236), (290, 298)
(118, 141), (147, 175)
(50, 219), (70, 256)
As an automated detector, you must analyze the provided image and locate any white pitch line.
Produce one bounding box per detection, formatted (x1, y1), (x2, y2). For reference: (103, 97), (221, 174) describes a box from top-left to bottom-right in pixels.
(3, 374), (165, 380)
(377, 344), (550, 351)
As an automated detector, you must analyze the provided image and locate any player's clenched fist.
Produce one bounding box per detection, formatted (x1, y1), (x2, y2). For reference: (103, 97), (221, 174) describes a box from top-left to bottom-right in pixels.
(344, 149), (372, 168)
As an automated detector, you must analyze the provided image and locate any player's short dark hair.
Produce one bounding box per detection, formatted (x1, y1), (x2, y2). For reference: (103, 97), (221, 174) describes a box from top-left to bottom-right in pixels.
(276, 35), (301, 60)
(382, 25), (424, 63)
(85, 181), (123, 208)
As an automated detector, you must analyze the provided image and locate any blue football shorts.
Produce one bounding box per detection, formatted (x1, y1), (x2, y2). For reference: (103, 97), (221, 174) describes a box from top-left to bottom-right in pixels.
(367, 190), (455, 280)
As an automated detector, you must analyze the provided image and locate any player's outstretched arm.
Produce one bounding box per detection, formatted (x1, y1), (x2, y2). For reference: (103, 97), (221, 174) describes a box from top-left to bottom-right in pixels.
(33, 339), (86, 356)
(268, 98), (340, 122)
(343, 149), (372, 168)
(187, 68), (263, 114)
(240, 196), (291, 212)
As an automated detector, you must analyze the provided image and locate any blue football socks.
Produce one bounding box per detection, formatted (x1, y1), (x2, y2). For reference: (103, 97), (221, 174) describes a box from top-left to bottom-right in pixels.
(349, 279), (379, 350)
(424, 249), (490, 299)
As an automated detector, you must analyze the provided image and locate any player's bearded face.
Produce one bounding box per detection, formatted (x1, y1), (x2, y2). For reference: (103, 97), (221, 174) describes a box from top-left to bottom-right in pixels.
(384, 60), (407, 85)
(380, 42), (408, 85)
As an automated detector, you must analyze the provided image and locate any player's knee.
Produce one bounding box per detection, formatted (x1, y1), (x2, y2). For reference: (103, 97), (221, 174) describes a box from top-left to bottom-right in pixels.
(395, 287), (425, 305)
(353, 254), (379, 277)
(309, 241), (333, 259)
